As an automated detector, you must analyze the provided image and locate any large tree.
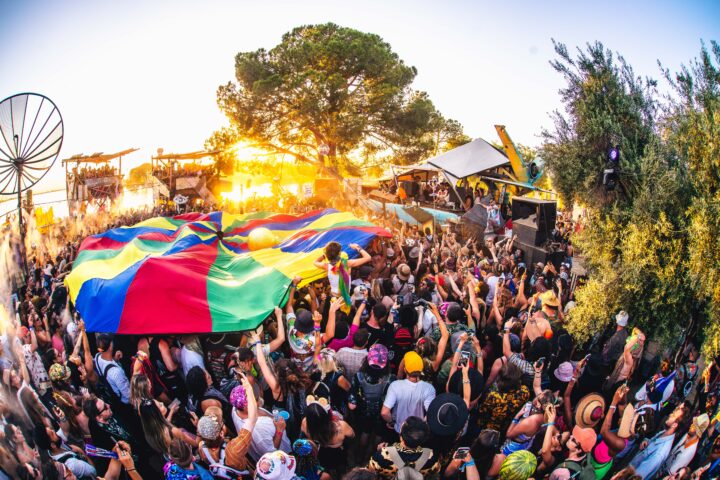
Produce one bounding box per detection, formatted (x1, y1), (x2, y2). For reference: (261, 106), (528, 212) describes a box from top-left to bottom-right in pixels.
(210, 23), (468, 176)
(663, 41), (720, 355)
(541, 41), (696, 347)
(541, 41), (657, 208)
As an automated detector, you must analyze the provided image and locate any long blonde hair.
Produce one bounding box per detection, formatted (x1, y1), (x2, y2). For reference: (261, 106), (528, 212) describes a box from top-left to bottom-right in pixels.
(130, 374), (153, 410)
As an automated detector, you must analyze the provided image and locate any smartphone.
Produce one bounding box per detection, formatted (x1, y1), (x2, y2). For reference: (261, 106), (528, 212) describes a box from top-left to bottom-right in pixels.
(80, 387), (89, 396)
(535, 357), (545, 369)
(168, 398), (181, 410)
(454, 447), (470, 459)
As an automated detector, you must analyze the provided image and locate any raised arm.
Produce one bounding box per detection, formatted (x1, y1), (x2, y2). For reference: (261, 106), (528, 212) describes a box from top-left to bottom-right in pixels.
(241, 373), (258, 432)
(540, 404), (559, 469)
(601, 385), (630, 453)
(254, 342), (279, 397)
(286, 276), (301, 315)
(502, 328), (513, 359)
(267, 307), (286, 353)
(347, 243), (371, 268)
(322, 299), (344, 344)
(432, 306), (450, 372)
(533, 361), (543, 397)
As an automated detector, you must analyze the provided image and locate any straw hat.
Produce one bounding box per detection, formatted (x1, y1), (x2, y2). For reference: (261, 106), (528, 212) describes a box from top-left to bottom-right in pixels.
(575, 393), (606, 428)
(618, 403), (636, 438)
(541, 291), (560, 308)
(694, 413), (710, 438)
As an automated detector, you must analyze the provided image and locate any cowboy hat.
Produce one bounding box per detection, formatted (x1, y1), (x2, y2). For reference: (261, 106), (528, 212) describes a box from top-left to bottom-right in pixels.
(427, 393), (469, 436)
(575, 393), (606, 428)
(541, 291), (560, 308)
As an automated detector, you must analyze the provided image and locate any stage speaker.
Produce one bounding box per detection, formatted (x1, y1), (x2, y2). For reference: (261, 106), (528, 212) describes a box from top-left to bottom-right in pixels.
(512, 197), (557, 244)
(514, 216), (544, 246)
(515, 240), (549, 268)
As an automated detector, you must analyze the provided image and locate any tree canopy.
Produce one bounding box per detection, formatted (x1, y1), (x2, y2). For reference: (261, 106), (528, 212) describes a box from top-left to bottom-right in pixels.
(542, 40), (720, 355)
(209, 23), (469, 176)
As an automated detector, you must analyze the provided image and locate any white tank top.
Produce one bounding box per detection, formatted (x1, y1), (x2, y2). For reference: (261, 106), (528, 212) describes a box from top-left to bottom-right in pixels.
(327, 263), (340, 295)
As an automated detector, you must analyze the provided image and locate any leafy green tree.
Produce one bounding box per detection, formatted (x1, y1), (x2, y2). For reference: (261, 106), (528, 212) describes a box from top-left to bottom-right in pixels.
(541, 41), (695, 348)
(541, 41), (657, 208)
(210, 23), (467, 177)
(663, 41), (720, 355)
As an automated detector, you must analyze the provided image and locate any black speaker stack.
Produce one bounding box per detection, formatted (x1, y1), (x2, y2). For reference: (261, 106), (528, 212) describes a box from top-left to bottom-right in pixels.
(511, 197), (559, 268)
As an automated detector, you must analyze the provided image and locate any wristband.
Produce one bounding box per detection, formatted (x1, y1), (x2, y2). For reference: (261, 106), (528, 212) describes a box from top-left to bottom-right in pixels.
(460, 459), (475, 472)
(127, 468), (136, 473)
(512, 419), (520, 424)
(314, 325), (321, 331)
(542, 422), (555, 427)
(609, 405), (617, 410)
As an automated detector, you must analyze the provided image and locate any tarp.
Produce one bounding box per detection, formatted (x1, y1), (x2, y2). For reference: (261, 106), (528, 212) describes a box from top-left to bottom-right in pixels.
(426, 138), (510, 179)
(66, 209), (390, 334)
(462, 204), (489, 232)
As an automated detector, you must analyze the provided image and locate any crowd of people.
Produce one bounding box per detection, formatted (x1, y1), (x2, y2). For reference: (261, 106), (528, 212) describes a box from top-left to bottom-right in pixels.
(72, 166), (120, 182)
(0, 198), (718, 480)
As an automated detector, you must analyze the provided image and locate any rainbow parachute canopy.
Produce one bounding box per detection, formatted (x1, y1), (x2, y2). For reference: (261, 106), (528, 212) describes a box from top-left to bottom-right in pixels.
(66, 209), (390, 334)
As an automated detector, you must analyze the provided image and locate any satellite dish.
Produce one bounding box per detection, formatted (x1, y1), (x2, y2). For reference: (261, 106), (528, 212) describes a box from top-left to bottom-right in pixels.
(0, 93), (64, 195)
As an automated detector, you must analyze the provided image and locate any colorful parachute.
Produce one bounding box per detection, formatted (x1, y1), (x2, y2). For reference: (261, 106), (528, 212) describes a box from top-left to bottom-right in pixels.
(66, 209), (390, 334)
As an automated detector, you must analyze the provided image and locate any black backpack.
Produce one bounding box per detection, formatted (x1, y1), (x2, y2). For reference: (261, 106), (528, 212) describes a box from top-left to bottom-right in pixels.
(93, 353), (121, 406)
(357, 372), (388, 417)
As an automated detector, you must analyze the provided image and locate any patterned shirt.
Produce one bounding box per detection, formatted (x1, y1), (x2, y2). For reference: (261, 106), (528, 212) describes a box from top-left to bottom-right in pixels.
(477, 385), (530, 433)
(286, 313), (316, 372)
(336, 347), (368, 380)
(368, 444), (441, 479)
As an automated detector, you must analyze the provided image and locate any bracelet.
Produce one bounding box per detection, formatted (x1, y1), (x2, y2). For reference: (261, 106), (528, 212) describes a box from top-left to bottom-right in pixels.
(465, 460), (475, 468)
(512, 419), (520, 424)
(127, 469), (136, 473)
(609, 405), (617, 410)
(462, 380), (471, 384)
(542, 422), (555, 427)
(249, 342), (260, 349)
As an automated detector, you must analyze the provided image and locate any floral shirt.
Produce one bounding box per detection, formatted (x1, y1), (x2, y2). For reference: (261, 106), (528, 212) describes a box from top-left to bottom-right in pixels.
(287, 313), (316, 372)
(477, 385), (530, 433)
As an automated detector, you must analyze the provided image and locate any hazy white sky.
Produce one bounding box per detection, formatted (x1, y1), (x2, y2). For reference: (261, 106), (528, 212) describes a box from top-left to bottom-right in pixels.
(0, 0), (718, 194)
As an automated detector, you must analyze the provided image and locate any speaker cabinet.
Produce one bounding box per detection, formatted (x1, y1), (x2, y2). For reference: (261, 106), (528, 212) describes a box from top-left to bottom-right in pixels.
(511, 197), (557, 245)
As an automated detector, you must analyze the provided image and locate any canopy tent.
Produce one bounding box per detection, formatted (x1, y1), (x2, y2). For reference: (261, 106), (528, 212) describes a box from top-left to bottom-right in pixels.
(426, 138), (510, 179)
(390, 163), (442, 182)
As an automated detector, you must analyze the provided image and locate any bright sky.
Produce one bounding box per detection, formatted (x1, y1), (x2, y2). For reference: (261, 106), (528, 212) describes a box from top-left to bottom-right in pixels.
(1, 0), (718, 194)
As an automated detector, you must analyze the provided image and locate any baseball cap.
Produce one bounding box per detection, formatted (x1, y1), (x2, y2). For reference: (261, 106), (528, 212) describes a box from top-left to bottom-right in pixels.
(404, 351), (424, 374)
(368, 344), (389, 369)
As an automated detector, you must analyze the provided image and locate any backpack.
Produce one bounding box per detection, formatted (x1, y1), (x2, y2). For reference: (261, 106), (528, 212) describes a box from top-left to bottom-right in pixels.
(93, 354), (121, 406)
(557, 456), (599, 480)
(201, 442), (250, 479)
(386, 446), (432, 480)
(357, 372), (388, 417)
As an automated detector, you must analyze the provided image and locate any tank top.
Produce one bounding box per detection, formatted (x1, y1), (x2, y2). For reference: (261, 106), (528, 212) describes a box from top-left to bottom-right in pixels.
(327, 263), (340, 295)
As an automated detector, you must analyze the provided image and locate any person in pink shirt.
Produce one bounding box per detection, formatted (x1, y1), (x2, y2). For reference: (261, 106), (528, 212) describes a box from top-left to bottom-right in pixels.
(327, 301), (366, 352)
